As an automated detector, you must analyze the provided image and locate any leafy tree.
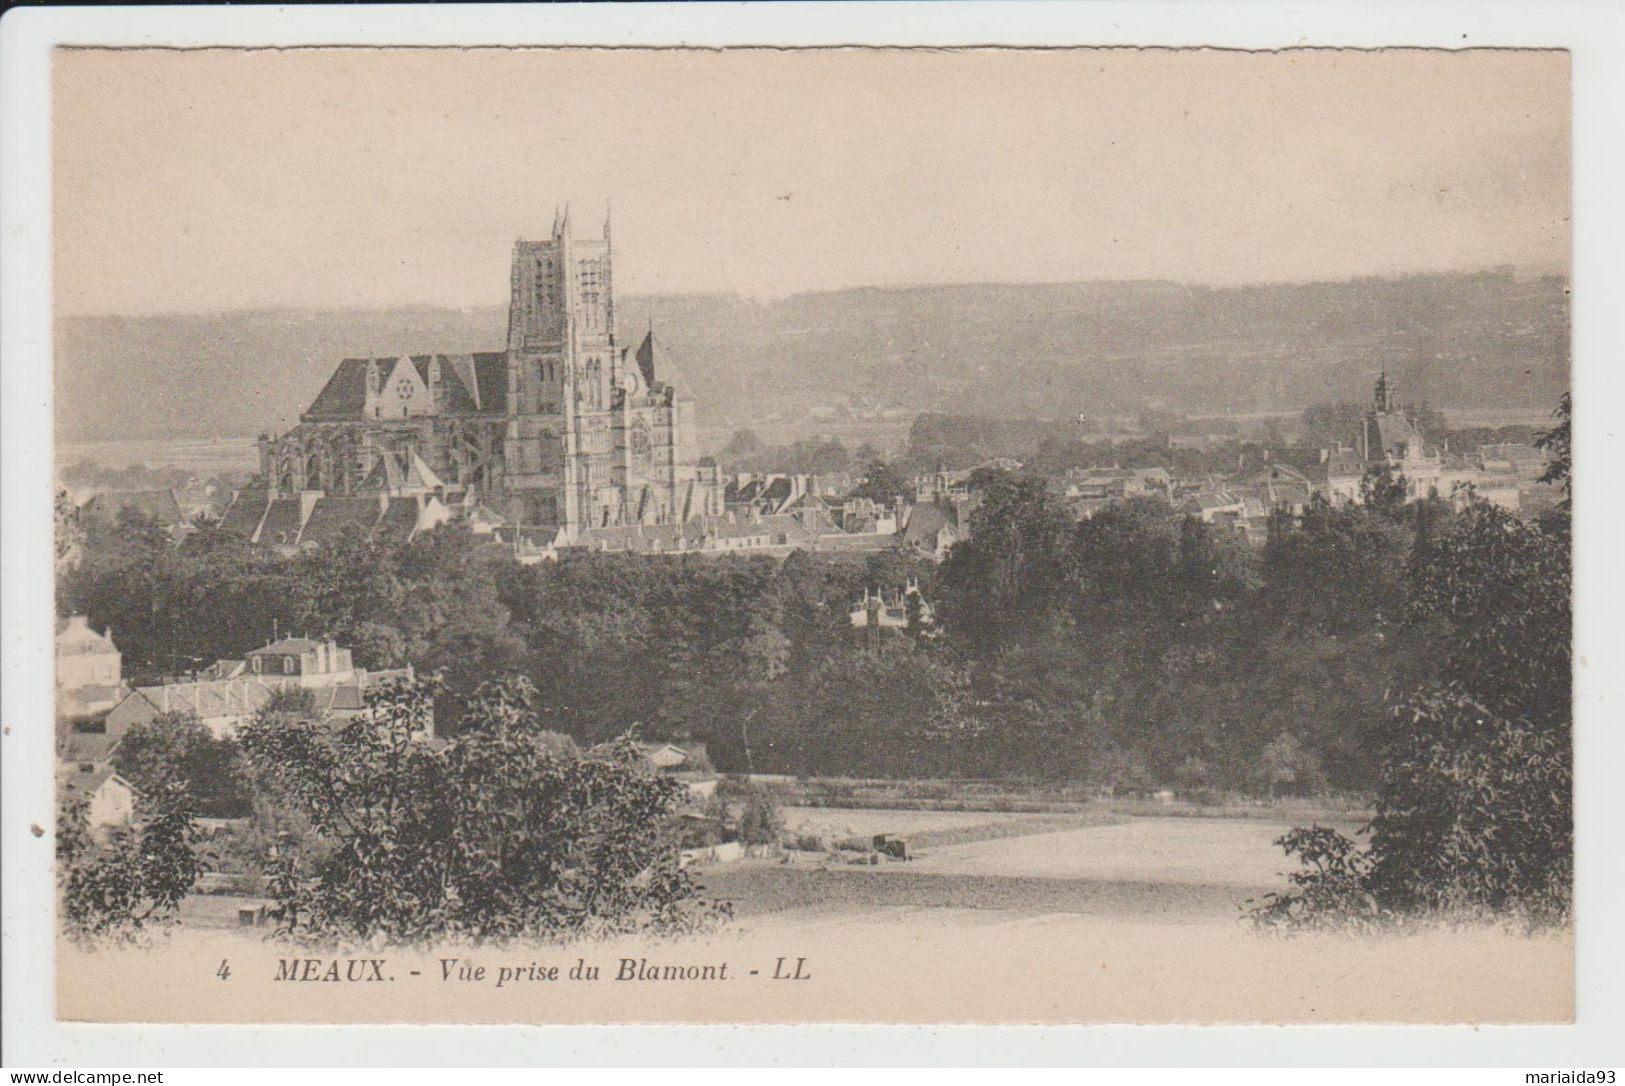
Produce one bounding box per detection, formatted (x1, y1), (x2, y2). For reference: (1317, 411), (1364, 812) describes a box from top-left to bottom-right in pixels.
(237, 675), (728, 942)
(850, 459), (913, 505)
(1250, 826), (1380, 932)
(58, 785), (208, 941)
(1359, 461), (1410, 517)
(55, 489), (84, 572)
(112, 711), (253, 818)
(1535, 392), (1571, 511)
(1258, 732), (1324, 797)
(1365, 497), (1571, 917)
(721, 429), (769, 465)
(730, 783), (784, 846)
(937, 473), (1072, 656)
(1264, 497), (1410, 637)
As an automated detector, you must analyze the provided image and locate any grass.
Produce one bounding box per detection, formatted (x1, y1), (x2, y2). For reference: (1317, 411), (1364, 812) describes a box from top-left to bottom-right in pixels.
(697, 864), (1260, 922)
(751, 773), (1371, 823)
(1107, 797), (1373, 823)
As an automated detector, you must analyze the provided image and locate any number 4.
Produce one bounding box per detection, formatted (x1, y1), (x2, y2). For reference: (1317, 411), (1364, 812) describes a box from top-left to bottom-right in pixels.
(217, 959), (231, 980)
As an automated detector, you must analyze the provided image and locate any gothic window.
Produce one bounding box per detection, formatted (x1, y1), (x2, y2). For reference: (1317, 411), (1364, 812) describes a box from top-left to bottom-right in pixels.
(579, 260), (604, 331)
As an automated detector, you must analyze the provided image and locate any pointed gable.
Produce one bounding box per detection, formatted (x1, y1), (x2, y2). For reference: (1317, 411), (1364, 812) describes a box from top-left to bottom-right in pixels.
(435, 354), (484, 413)
(410, 354), (482, 415)
(374, 355), (431, 419)
(375, 497), (421, 544)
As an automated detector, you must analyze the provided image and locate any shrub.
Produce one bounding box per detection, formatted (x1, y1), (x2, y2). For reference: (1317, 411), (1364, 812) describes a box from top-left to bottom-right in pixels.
(1249, 825), (1381, 933)
(238, 675), (731, 943)
(735, 786), (784, 847)
(58, 785), (209, 941)
(112, 710), (254, 818)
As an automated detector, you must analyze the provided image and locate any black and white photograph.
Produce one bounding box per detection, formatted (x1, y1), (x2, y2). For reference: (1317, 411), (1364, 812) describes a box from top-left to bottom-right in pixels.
(5, 18), (1604, 1047)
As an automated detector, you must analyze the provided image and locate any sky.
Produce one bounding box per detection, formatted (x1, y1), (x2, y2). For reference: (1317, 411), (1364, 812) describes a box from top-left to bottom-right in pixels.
(53, 47), (1569, 316)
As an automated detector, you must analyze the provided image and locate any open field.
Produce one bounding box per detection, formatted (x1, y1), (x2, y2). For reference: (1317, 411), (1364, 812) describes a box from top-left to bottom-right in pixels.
(709, 809), (1329, 922)
(903, 815), (1354, 888)
(778, 805), (1104, 842)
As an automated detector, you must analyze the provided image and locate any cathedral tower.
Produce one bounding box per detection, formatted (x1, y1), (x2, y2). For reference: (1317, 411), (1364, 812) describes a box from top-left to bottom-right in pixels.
(502, 208), (619, 528)
(256, 207), (723, 545)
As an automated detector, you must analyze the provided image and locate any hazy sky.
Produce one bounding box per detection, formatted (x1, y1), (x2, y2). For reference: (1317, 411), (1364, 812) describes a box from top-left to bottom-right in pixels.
(54, 47), (1569, 315)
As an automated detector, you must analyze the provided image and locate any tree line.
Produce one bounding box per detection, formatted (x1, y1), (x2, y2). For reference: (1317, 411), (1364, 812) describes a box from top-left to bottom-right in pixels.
(63, 459), (1561, 797)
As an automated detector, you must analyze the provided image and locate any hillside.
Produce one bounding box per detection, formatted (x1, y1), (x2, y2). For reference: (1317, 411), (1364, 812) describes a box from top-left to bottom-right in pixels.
(54, 270), (1568, 443)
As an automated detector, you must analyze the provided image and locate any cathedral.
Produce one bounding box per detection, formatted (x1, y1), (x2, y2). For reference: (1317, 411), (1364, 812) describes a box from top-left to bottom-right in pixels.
(252, 209), (724, 533)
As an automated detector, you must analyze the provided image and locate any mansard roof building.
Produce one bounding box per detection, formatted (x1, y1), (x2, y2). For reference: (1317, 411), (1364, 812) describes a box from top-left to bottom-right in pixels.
(242, 208), (724, 539)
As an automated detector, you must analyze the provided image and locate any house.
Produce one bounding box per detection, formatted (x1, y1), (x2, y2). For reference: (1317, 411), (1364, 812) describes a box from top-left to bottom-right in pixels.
(102, 639), (419, 740)
(1180, 489), (1246, 524)
(642, 742), (698, 770)
(899, 494), (978, 561)
(56, 725), (122, 771)
(1477, 442), (1549, 479)
(243, 637), (357, 685)
(1061, 466), (1173, 502)
(725, 474), (804, 517)
(588, 739), (712, 775)
(58, 763), (137, 829)
(1325, 372), (1447, 504)
(56, 615), (125, 718)
(849, 580), (934, 634)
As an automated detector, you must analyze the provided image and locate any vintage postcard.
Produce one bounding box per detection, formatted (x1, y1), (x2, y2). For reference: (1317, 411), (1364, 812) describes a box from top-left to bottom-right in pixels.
(30, 39), (1577, 1029)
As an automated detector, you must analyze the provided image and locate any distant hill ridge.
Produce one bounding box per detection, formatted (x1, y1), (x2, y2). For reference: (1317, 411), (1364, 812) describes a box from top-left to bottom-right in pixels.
(54, 271), (1568, 443)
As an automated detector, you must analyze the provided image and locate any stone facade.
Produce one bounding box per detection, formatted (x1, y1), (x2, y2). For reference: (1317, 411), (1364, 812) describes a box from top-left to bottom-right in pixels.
(55, 615), (124, 718)
(255, 209), (722, 532)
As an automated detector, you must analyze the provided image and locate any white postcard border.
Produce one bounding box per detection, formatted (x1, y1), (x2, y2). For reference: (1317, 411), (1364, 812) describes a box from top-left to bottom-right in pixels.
(4, 0), (1622, 1067)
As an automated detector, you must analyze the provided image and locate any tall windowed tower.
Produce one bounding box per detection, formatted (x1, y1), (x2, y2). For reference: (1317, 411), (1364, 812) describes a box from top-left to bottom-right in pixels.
(503, 207), (619, 528)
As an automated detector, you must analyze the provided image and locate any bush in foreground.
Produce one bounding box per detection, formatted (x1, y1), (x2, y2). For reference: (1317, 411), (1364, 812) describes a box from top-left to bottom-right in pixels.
(238, 675), (730, 944)
(58, 785), (209, 941)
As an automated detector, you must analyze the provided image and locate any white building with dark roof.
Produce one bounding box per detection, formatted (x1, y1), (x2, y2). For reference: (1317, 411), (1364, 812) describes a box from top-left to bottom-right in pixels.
(101, 639), (419, 740)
